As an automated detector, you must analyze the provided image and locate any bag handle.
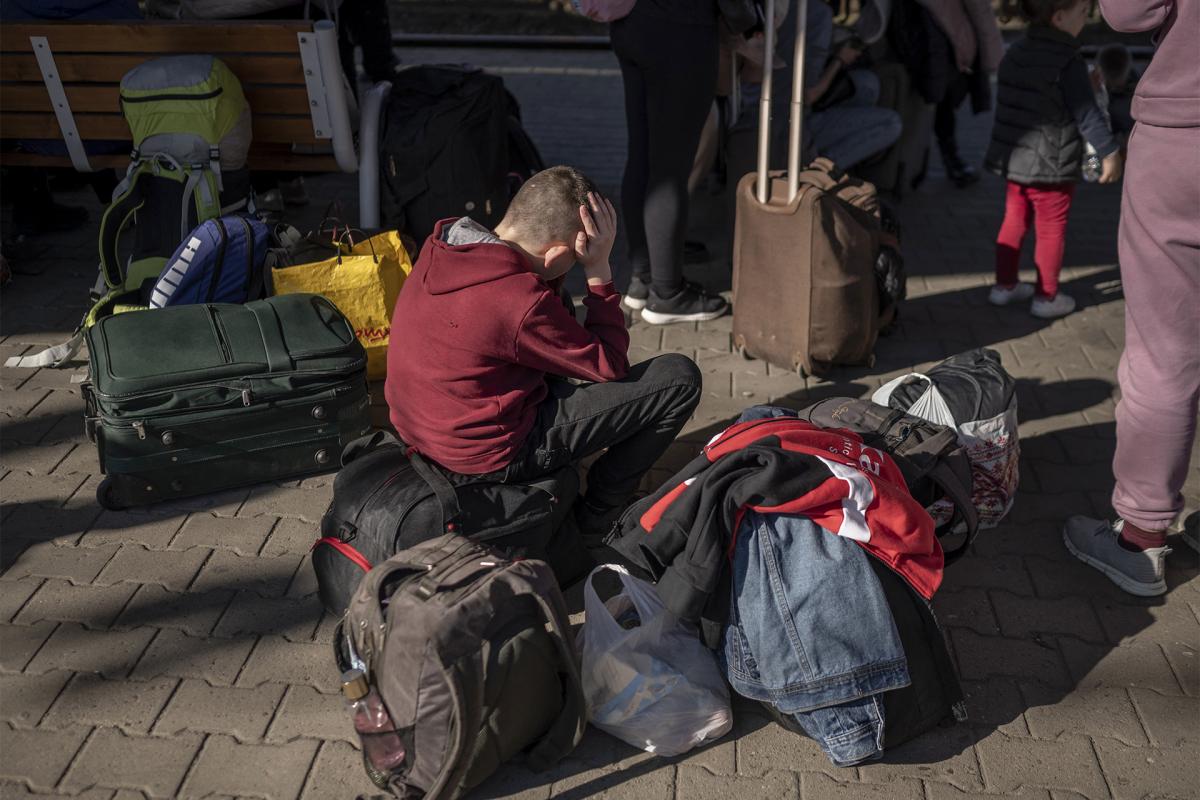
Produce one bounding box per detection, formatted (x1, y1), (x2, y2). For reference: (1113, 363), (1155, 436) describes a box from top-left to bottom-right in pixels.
(403, 447), (464, 532)
(336, 228), (380, 264)
(755, 0), (811, 205)
(581, 564), (666, 643)
(245, 299), (292, 373)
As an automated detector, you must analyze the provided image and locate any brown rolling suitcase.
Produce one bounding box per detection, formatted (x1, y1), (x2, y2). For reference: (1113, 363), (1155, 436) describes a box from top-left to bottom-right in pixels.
(731, 0), (886, 377)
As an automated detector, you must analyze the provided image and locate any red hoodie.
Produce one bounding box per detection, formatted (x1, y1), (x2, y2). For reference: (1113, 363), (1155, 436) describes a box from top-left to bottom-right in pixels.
(385, 218), (630, 474)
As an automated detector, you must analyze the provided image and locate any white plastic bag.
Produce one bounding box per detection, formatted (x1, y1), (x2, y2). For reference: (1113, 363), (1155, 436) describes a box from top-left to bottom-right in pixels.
(874, 373), (1020, 529)
(579, 565), (733, 756)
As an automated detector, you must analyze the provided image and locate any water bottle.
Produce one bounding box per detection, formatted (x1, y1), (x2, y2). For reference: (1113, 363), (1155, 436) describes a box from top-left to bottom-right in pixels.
(342, 669), (407, 774)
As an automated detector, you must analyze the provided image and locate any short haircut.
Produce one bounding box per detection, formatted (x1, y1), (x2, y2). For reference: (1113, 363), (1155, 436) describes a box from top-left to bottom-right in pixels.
(999, 0), (1085, 25)
(502, 165), (597, 245)
(1098, 43), (1132, 83)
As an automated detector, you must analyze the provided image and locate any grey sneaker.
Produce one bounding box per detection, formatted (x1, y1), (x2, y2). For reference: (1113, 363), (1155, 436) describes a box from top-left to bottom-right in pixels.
(1063, 516), (1170, 597)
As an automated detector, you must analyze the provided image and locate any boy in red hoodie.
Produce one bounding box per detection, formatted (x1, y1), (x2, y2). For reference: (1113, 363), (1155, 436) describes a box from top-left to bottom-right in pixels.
(385, 166), (703, 542)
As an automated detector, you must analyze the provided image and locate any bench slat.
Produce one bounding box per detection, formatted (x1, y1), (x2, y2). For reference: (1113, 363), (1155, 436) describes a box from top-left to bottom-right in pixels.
(0, 148), (340, 172)
(2, 53), (307, 84)
(2, 112), (319, 144)
(0, 84), (315, 116)
(0, 22), (309, 55)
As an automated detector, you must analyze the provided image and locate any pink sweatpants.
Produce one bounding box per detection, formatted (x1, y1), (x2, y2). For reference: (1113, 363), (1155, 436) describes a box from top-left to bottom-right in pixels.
(1112, 123), (1200, 532)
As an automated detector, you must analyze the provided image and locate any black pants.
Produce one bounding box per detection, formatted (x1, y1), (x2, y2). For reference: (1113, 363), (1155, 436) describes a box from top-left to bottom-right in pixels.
(446, 354), (703, 509)
(612, 10), (718, 296)
(934, 73), (969, 159)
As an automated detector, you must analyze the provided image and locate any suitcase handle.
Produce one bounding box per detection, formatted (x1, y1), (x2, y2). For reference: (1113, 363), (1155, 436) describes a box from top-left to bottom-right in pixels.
(756, 0), (811, 205)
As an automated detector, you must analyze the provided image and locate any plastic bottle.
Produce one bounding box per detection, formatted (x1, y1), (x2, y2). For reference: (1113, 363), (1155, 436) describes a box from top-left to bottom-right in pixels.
(342, 669), (407, 773)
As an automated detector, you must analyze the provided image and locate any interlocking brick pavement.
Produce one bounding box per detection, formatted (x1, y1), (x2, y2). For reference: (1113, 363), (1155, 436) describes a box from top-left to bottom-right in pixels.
(1, 45), (1197, 800)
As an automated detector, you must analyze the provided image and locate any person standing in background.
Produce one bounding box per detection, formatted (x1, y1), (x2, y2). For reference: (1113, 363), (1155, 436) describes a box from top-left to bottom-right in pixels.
(1064, 0), (1200, 594)
(613, 0), (729, 325)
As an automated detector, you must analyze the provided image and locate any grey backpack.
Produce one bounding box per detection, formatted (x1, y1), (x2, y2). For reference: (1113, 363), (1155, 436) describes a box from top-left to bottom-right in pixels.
(796, 397), (979, 562)
(339, 535), (586, 799)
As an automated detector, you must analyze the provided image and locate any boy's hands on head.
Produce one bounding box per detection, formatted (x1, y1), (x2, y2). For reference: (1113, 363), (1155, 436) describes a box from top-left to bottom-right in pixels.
(575, 192), (617, 286)
(1099, 151), (1124, 184)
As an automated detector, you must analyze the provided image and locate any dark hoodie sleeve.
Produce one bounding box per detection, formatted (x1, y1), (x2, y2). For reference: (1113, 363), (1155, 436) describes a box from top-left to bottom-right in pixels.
(511, 282), (630, 382)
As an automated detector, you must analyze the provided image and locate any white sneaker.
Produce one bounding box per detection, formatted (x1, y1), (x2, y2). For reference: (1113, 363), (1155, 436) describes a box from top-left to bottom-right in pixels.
(1063, 516), (1170, 596)
(988, 283), (1035, 306)
(1031, 292), (1076, 318)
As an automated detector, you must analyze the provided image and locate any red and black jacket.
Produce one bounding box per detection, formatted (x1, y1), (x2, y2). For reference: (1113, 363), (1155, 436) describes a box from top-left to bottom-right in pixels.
(610, 417), (943, 647)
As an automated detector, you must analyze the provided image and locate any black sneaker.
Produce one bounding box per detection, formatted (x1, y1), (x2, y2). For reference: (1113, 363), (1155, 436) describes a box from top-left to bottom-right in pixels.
(640, 282), (729, 325)
(622, 275), (650, 311)
(942, 152), (980, 188)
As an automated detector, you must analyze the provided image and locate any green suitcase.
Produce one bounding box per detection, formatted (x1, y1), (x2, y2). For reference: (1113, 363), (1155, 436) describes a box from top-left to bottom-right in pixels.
(84, 294), (372, 510)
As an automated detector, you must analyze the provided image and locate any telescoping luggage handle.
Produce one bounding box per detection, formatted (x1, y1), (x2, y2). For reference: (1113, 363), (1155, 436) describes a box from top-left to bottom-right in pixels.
(756, 0), (811, 205)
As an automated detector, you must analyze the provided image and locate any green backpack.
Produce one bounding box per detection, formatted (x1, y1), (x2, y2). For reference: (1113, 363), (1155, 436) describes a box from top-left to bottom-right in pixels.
(7, 54), (254, 369)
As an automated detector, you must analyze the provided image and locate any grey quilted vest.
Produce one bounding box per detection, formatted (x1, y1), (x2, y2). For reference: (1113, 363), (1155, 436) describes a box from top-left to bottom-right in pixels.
(985, 26), (1085, 184)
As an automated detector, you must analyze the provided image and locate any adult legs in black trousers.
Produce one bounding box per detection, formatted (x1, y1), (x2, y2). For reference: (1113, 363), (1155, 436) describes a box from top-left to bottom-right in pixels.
(612, 8), (727, 324)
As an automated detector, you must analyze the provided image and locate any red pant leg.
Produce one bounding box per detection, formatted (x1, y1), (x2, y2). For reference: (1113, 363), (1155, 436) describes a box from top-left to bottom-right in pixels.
(994, 181), (1032, 287)
(1026, 183), (1076, 298)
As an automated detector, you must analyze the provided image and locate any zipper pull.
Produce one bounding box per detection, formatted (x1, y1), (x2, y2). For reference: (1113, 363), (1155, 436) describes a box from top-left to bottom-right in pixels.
(242, 388), (252, 407)
(132, 421), (147, 440)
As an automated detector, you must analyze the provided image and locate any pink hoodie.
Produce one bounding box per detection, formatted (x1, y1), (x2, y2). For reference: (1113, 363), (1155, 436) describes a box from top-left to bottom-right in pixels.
(1099, 0), (1200, 127)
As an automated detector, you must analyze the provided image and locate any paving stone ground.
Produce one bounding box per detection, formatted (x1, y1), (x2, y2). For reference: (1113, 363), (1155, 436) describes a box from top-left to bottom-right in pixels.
(2, 47), (1197, 800)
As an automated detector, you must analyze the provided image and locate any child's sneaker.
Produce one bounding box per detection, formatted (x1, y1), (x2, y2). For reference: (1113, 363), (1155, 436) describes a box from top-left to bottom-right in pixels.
(1063, 516), (1170, 596)
(641, 282), (728, 325)
(623, 275), (649, 311)
(988, 283), (1035, 306)
(1031, 292), (1076, 318)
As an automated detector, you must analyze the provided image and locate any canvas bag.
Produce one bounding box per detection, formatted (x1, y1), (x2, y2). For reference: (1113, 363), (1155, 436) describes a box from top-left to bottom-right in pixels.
(271, 230), (412, 381)
(5, 54), (253, 369)
(873, 348), (1019, 529)
(339, 535), (586, 799)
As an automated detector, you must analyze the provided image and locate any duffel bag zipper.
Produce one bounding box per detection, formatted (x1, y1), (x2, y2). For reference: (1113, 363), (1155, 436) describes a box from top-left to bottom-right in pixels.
(314, 537), (372, 572)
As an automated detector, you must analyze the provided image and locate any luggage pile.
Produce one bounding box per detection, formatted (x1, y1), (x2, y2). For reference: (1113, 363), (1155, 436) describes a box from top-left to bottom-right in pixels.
(5, 50), (547, 513)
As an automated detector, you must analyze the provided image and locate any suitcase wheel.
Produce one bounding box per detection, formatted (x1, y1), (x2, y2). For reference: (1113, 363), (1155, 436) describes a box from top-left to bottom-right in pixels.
(96, 477), (127, 511)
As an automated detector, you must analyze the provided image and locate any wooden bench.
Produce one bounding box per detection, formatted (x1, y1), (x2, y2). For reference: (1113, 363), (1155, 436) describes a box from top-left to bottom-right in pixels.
(0, 20), (390, 227)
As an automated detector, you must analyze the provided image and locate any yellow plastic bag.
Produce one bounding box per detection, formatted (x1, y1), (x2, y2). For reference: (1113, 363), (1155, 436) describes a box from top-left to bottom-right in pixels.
(271, 230), (412, 380)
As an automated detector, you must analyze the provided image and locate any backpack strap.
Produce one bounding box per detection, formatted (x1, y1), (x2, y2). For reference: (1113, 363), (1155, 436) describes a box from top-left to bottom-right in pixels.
(98, 168), (145, 290)
(521, 568), (587, 771)
(418, 656), (486, 800)
(925, 460), (979, 564)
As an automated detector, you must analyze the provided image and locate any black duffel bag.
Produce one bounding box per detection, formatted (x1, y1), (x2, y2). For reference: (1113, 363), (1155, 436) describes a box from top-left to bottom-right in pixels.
(313, 432), (584, 616)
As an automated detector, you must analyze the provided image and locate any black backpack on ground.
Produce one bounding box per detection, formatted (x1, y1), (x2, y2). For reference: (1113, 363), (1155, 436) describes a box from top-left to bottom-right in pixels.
(760, 552), (968, 749)
(313, 432), (585, 616)
(380, 65), (544, 244)
(796, 397), (978, 563)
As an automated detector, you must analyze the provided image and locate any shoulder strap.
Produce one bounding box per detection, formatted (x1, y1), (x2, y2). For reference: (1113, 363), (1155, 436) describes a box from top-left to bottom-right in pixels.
(926, 460), (979, 564)
(241, 217), (266, 302)
(404, 447), (464, 532)
(98, 169), (145, 289)
(418, 657), (485, 800)
(520, 567), (587, 771)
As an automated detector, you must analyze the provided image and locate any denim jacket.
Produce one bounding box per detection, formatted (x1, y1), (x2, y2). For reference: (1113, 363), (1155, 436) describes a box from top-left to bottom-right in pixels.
(720, 508), (910, 766)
